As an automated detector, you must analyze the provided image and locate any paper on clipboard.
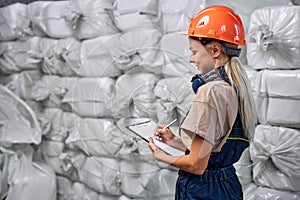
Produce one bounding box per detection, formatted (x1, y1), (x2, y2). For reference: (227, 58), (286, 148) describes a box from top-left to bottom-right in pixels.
(126, 120), (185, 156)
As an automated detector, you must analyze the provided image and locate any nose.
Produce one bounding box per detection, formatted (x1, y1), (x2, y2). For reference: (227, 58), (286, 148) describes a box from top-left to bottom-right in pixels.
(189, 56), (195, 63)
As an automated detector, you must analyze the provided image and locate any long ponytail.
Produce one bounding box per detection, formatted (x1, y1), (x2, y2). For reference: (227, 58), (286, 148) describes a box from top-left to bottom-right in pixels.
(225, 57), (257, 139)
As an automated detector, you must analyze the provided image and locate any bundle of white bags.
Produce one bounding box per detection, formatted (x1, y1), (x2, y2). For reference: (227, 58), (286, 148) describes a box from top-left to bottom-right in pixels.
(250, 125), (300, 192)
(247, 6), (300, 69)
(0, 3), (32, 41)
(28, 0), (118, 39)
(251, 69), (300, 128)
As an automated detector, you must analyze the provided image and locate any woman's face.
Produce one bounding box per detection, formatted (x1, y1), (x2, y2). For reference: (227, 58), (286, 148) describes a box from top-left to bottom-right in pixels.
(189, 38), (215, 74)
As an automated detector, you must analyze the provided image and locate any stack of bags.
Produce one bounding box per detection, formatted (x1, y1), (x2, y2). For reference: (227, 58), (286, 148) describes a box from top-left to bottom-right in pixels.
(0, 0), (202, 199)
(239, 5), (300, 199)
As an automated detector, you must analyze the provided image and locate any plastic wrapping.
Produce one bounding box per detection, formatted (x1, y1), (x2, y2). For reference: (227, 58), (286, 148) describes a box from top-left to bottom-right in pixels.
(120, 153), (176, 199)
(31, 75), (75, 110)
(38, 108), (81, 142)
(1, 145), (56, 200)
(252, 69), (300, 128)
(78, 34), (122, 77)
(0, 85), (41, 145)
(0, 37), (41, 74)
(0, 3), (32, 41)
(152, 77), (193, 124)
(56, 176), (73, 200)
(117, 28), (163, 73)
(32, 37), (81, 76)
(66, 118), (136, 157)
(250, 125), (300, 191)
(0, 70), (42, 100)
(244, 183), (300, 200)
(62, 77), (115, 118)
(112, 73), (160, 119)
(233, 147), (253, 186)
(28, 1), (73, 38)
(63, 0), (119, 39)
(113, 0), (162, 31)
(160, 0), (203, 33)
(160, 32), (198, 77)
(74, 156), (122, 195)
(247, 6), (300, 69)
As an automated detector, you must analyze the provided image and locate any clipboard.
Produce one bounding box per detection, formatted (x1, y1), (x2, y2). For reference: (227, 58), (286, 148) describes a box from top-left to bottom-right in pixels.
(126, 120), (185, 156)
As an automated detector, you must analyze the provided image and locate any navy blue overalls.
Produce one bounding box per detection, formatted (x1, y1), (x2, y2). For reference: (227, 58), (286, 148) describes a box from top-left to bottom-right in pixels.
(175, 78), (249, 200)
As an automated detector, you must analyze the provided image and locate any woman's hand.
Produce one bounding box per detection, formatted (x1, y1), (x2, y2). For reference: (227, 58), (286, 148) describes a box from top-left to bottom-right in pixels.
(154, 124), (175, 145)
(148, 137), (166, 160)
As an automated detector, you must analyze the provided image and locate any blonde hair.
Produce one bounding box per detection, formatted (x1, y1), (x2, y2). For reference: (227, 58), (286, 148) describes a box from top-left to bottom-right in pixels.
(225, 57), (257, 139)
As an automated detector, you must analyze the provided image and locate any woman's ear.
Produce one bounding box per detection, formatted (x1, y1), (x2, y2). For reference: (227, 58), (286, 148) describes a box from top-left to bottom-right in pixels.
(210, 42), (222, 58)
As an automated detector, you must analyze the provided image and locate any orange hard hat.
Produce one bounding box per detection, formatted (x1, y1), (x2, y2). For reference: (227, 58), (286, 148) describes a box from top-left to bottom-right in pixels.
(185, 5), (246, 46)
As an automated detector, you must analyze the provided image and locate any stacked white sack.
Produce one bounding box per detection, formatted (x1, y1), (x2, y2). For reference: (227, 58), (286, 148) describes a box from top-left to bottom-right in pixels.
(0, 70), (42, 101)
(250, 125), (300, 192)
(65, 118), (137, 157)
(233, 148), (253, 187)
(0, 145), (56, 200)
(0, 37), (41, 74)
(251, 69), (300, 128)
(78, 34), (122, 77)
(62, 77), (115, 118)
(31, 75), (76, 110)
(113, 0), (162, 32)
(0, 3), (32, 41)
(152, 77), (194, 124)
(117, 29), (163, 73)
(0, 85), (41, 145)
(247, 6), (300, 69)
(120, 153), (177, 199)
(32, 37), (80, 77)
(159, 0), (204, 33)
(28, 0), (118, 39)
(62, 0), (119, 39)
(160, 32), (198, 77)
(243, 183), (300, 200)
(112, 73), (160, 119)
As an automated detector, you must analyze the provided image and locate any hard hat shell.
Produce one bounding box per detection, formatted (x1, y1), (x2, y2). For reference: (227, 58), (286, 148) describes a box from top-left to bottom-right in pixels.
(186, 5), (246, 46)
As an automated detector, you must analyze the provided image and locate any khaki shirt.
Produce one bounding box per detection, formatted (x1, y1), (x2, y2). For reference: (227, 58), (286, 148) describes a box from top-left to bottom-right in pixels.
(180, 80), (238, 153)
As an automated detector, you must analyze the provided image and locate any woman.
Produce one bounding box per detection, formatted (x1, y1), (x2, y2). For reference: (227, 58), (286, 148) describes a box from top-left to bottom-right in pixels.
(149, 5), (257, 200)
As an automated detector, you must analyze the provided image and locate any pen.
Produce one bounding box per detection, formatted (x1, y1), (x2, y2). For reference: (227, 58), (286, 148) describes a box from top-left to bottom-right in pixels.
(163, 119), (177, 129)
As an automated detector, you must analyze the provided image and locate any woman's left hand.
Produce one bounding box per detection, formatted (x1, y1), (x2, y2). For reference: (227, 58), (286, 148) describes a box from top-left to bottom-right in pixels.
(149, 137), (165, 160)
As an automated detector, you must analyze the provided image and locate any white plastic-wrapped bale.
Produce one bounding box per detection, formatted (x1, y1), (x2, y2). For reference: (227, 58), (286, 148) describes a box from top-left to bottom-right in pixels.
(252, 69), (300, 128)
(0, 85), (41, 145)
(250, 125), (300, 192)
(160, 32), (198, 77)
(34, 37), (80, 77)
(117, 28), (163, 73)
(72, 182), (99, 200)
(31, 75), (76, 110)
(78, 34), (123, 77)
(38, 108), (81, 142)
(247, 6), (300, 69)
(28, 1), (73, 38)
(0, 3), (32, 41)
(160, 0), (203, 33)
(62, 77), (115, 118)
(244, 182), (300, 200)
(112, 73), (160, 119)
(75, 156), (122, 196)
(0, 70), (42, 100)
(0, 37), (41, 74)
(120, 153), (174, 199)
(153, 77), (193, 124)
(233, 147), (253, 187)
(66, 118), (137, 157)
(56, 176), (73, 200)
(1, 145), (56, 200)
(63, 0), (119, 39)
(40, 140), (66, 175)
(113, 0), (162, 31)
